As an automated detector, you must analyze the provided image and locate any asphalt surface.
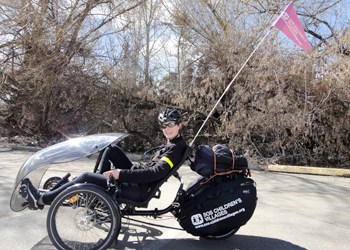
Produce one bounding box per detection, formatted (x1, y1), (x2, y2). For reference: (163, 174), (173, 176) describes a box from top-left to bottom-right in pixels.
(0, 149), (350, 250)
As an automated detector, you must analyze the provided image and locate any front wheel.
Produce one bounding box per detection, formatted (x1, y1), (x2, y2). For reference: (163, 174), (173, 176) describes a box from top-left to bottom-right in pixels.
(47, 184), (121, 250)
(202, 227), (240, 240)
(43, 177), (62, 190)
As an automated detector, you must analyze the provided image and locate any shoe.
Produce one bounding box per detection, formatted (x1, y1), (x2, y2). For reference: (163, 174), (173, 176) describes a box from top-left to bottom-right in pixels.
(19, 178), (43, 210)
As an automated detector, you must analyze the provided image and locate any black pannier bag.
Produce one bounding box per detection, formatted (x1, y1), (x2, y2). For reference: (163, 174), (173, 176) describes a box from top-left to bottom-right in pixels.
(175, 175), (257, 237)
(190, 144), (248, 177)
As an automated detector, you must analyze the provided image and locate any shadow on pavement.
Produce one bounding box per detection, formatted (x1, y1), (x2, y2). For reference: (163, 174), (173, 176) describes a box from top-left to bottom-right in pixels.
(32, 222), (307, 250)
(115, 235), (307, 250)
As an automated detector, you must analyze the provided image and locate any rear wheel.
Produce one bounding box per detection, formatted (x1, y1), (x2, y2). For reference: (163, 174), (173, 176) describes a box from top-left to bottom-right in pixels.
(47, 184), (120, 250)
(203, 227), (240, 240)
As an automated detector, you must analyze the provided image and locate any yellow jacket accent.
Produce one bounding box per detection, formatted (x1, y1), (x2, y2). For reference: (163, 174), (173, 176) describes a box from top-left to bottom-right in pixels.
(161, 156), (174, 168)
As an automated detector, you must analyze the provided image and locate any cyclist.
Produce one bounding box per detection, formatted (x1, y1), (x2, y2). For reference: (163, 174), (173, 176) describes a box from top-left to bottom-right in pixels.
(20, 107), (188, 209)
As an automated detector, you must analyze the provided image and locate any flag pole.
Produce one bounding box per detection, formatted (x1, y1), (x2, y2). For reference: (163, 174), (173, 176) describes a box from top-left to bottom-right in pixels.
(189, 29), (272, 147)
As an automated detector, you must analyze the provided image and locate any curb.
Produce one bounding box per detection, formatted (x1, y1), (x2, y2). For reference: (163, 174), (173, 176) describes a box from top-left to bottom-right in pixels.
(0, 144), (42, 152)
(267, 164), (350, 177)
(0, 144), (144, 161)
(2, 145), (349, 177)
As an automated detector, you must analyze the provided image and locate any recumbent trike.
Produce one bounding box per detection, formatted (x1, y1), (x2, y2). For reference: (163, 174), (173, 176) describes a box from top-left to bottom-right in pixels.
(10, 133), (257, 250)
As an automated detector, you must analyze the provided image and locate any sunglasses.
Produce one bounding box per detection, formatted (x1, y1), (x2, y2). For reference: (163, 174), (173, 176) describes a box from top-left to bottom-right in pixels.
(160, 121), (177, 129)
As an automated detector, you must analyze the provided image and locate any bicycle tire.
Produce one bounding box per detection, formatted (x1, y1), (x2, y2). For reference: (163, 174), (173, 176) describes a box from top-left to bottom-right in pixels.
(47, 184), (120, 250)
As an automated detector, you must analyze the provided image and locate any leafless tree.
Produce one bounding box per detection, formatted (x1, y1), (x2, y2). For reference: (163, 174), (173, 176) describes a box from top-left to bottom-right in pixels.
(0, 0), (348, 166)
(165, 0), (349, 166)
(0, 0), (146, 137)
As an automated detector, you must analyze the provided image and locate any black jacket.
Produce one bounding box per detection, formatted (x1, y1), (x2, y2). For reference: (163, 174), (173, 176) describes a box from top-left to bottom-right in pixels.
(119, 135), (187, 184)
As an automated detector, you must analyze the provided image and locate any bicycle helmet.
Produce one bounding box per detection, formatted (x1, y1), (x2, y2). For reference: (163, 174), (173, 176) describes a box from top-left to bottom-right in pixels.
(158, 107), (182, 123)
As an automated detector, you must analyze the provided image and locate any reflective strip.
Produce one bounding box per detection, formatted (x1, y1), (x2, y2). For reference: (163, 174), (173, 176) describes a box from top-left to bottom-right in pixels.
(161, 156), (174, 168)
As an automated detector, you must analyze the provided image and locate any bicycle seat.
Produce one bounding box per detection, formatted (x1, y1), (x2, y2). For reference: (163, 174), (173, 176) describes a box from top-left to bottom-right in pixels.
(117, 146), (192, 207)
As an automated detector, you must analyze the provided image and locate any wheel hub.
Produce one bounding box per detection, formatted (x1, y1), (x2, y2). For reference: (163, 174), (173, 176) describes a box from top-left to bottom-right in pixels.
(75, 209), (95, 231)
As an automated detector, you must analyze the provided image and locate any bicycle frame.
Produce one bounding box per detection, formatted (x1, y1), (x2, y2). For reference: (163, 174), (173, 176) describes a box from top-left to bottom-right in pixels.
(119, 171), (185, 217)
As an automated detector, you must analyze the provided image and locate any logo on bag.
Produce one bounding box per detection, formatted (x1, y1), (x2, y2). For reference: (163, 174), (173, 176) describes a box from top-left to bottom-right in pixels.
(191, 214), (204, 226)
(189, 198), (246, 229)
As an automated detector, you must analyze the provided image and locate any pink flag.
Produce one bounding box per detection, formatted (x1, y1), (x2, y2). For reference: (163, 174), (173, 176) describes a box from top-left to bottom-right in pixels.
(271, 2), (312, 52)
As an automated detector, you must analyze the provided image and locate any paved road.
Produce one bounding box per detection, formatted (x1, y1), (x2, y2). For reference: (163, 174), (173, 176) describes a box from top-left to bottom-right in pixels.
(0, 149), (349, 250)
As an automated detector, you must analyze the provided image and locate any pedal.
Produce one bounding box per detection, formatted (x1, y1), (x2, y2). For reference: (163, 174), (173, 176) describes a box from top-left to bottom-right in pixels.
(19, 185), (26, 197)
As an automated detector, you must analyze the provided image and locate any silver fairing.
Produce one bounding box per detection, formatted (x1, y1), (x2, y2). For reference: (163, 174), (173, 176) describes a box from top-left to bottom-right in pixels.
(10, 133), (128, 212)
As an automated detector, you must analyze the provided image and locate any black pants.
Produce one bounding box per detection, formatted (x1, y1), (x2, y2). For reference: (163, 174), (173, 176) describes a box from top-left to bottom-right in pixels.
(42, 146), (147, 204)
(97, 145), (133, 173)
(42, 172), (107, 204)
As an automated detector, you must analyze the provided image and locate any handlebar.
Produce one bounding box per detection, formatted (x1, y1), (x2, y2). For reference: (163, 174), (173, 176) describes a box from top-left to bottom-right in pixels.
(107, 174), (118, 194)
